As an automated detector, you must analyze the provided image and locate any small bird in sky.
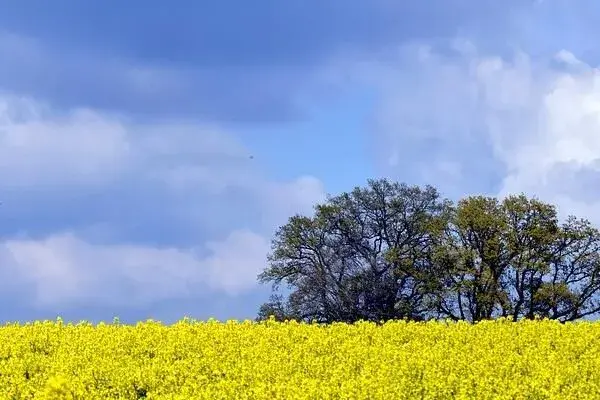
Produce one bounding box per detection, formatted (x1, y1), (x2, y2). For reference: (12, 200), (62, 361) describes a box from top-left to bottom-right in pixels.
(249, 155), (254, 159)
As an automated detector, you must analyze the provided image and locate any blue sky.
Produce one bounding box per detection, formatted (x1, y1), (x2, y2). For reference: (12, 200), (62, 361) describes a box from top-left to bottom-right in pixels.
(2, 0), (600, 324)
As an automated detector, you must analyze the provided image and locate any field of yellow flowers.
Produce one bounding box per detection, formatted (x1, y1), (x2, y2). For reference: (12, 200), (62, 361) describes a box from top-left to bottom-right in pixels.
(0, 317), (598, 399)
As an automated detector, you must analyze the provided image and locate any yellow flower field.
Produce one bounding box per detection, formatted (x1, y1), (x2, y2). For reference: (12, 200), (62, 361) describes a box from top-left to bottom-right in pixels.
(0, 317), (599, 399)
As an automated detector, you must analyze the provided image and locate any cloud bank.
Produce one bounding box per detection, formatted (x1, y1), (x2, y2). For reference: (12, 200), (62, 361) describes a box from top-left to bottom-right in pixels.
(360, 42), (600, 224)
(0, 93), (325, 311)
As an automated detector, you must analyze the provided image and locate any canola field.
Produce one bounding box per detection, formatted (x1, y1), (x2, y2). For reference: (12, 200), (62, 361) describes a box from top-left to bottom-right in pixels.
(0, 317), (599, 400)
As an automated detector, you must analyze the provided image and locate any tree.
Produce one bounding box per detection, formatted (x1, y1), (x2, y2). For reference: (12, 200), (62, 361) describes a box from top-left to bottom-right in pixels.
(256, 179), (452, 323)
(535, 216), (600, 321)
(257, 179), (600, 324)
(431, 194), (600, 323)
(255, 294), (303, 322)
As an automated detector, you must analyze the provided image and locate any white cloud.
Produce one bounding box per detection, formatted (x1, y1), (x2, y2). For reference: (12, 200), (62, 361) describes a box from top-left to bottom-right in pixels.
(0, 91), (326, 308)
(0, 96), (132, 186)
(259, 176), (326, 229)
(1, 229), (269, 307)
(0, 90), (325, 199)
(363, 43), (600, 223)
(473, 50), (600, 221)
(0, 93), (257, 190)
(202, 230), (271, 296)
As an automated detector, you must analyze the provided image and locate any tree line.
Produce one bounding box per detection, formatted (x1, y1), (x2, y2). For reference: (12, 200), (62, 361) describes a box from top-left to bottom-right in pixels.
(256, 179), (600, 324)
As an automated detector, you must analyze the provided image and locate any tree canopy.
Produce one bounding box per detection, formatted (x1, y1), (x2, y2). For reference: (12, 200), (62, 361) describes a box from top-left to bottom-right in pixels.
(257, 179), (600, 324)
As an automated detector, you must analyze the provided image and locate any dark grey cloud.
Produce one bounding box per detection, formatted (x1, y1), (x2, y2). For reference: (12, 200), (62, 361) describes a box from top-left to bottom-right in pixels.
(0, 0), (514, 66)
(0, 0), (527, 122)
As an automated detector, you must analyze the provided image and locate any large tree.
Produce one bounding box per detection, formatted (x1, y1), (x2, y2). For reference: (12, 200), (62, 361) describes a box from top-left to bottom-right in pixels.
(431, 194), (600, 322)
(257, 180), (600, 324)
(257, 179), (452, 323)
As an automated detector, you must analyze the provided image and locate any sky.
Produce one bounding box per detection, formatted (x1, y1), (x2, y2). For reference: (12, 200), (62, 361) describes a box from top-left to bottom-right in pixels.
(2, 0), (600, 324)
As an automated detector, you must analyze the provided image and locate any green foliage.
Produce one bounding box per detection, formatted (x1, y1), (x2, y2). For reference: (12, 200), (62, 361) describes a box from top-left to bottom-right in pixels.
(257, 179), (600, 324)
